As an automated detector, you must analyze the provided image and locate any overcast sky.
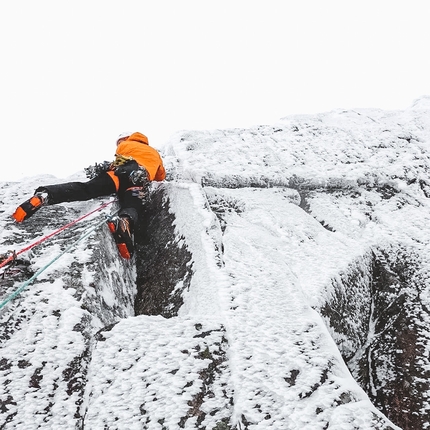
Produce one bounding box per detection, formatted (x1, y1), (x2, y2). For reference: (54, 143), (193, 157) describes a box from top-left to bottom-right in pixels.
(1, 1), (429, 181)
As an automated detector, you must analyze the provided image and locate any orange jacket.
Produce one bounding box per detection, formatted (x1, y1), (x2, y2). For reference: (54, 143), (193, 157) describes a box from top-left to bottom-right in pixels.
(116, 132), (166, 181)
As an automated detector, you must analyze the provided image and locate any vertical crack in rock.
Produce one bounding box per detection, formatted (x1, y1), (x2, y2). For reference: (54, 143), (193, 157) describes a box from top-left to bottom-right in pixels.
(320, 245), (430, 430)
(134, 185), (193, 317)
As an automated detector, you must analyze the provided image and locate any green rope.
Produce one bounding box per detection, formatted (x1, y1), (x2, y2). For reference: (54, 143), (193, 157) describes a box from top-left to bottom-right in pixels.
(0, 213), (117, 310)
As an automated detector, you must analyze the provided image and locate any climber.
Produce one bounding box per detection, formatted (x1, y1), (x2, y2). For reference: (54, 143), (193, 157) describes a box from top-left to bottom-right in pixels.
(12, 132), (166, 259)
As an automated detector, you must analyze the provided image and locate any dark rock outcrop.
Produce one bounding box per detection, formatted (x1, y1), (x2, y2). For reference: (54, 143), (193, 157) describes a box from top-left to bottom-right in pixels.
(134, 184), (193, 318)
(320, 243), (430, 430)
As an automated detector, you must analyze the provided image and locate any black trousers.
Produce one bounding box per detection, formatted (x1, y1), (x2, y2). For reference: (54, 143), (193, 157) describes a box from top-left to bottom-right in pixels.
(36, 173), (148, 226)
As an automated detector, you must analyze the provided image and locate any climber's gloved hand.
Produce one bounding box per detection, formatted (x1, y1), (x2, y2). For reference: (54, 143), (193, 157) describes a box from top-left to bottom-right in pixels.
(84, 161), (113, 179)
(114, 159), (139, 178)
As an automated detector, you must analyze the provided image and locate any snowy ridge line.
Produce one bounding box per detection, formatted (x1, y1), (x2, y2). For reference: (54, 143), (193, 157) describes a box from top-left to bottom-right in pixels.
(0, 210), (118, 310)
(199, 173), (406, 194)
(167, 158), (414, 196)
(164, 102), (430, 201)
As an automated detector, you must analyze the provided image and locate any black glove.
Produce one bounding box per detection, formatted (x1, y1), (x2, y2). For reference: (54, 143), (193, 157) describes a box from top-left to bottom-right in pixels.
(84, 161), (113, 179)
(114, 159), (139, 178)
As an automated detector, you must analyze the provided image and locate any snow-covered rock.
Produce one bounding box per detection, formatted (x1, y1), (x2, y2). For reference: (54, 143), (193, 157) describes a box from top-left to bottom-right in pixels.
(2, 97), (430, 429)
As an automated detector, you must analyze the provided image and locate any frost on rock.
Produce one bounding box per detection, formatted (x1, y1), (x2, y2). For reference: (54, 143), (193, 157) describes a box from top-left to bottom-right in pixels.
(2, 99), (430, 429)
(85, 316), (231, 429)
(0, 189), (136, 429)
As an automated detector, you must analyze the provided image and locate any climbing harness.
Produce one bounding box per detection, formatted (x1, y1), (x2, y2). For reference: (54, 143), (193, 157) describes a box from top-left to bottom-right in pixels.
(113, 153), (134, 167)
(0, 200), (118, 310)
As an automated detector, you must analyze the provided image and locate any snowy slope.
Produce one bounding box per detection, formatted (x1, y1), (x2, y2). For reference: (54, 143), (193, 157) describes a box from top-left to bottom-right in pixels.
(1, 97), (430, 429)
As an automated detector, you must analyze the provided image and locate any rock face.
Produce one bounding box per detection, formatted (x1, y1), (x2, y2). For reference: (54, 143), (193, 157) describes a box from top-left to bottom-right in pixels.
(1, 97), (430, 429)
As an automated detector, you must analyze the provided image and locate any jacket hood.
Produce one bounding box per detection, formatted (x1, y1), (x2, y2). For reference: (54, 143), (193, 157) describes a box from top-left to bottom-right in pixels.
(128, 132), (149, 145)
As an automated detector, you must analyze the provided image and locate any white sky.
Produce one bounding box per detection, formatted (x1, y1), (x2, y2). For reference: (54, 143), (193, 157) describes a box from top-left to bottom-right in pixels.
(1, 0), (429, 182)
